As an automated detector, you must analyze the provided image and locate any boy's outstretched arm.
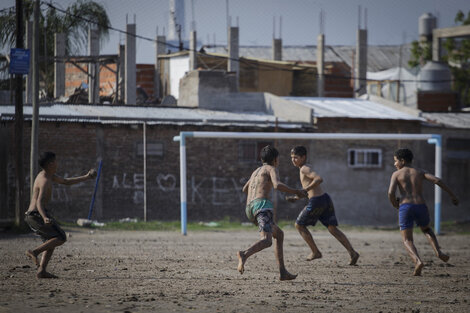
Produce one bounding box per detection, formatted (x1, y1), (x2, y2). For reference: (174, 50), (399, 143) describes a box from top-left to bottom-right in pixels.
(388, 173), (399, 208)
(424, 173), (459, 205)
(53, 169), (96, 186)
(269, 167), (306, 197)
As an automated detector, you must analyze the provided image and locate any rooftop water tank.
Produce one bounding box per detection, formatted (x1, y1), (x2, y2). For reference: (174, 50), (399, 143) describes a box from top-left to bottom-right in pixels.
(419, 61), (452, 91)
(419, 13), (437, 38)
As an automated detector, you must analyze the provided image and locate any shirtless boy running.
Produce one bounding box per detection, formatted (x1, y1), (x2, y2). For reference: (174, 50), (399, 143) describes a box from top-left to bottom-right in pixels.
(237, 145), (306, 281)
(25, 152), (96, 278)
(388, 148), (458, 276)
(289, 146), (359, 265)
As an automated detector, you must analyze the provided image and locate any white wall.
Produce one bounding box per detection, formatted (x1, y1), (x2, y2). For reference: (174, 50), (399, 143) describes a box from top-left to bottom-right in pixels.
(169, 55), (189, 99)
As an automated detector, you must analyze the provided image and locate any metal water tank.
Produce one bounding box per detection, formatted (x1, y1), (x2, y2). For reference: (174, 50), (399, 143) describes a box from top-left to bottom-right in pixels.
(419, 13), (437, 38)
(419, 61), (452, 91)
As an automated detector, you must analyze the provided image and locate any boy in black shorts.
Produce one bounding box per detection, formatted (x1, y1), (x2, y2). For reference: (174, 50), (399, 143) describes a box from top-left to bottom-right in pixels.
(288, 146), (359, 265)
(25, 152), (96, 278)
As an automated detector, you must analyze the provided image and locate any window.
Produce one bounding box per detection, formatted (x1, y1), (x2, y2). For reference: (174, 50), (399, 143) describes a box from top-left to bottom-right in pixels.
(137, 142), (164, 157)
(239, 141), (273, 163)
(348, 149), (382, 168)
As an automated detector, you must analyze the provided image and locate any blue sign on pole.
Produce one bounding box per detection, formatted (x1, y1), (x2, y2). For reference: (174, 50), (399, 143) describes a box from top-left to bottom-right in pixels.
(9, 48), (30, 75)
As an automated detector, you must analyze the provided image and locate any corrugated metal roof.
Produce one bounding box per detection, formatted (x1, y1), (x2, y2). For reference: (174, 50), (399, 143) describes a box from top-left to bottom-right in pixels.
(206, 44), (412, 72)
(422, 113), (470, 129)
(0, 104), (304, 128)
(284, 97), (423, 121)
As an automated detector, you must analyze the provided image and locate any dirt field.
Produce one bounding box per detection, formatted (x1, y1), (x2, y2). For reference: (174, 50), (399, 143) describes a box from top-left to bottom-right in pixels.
(1, 226), (469, 313)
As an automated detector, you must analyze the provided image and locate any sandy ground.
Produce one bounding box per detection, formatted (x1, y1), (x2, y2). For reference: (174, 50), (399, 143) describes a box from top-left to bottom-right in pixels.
(1, 226), (469, 313)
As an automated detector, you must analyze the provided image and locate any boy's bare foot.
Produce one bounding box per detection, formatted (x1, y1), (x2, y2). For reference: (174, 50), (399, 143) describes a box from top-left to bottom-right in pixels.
(26, 250), (39, 267)
(413, 262), (424, 276)
(36, 271), (58, 279)
(280, 270), (297, 281)
(438, 253), (450, 263)
(237, 251), (246, 274)
(349, 251), (360, 265)
(306, 251), (322, 261)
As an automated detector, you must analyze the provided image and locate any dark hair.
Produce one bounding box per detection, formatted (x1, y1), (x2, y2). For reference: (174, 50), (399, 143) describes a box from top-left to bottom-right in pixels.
(39, 152), (56, 169)
(394, 148), (413, 163)
(260, 145), (279, 165)
(291, 146), (307, 157)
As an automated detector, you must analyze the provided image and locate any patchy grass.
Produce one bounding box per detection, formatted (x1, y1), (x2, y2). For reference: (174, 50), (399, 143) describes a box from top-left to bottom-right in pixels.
(3, 218), (469, 234)
(60, 218), (257, 232)
(59, 219), (387, 233)
(440, 220), (470, 235)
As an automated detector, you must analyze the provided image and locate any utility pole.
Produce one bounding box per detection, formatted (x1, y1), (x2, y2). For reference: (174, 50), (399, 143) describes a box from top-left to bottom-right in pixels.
(30, 0), (40, 198)
(14, 0), (25, 227)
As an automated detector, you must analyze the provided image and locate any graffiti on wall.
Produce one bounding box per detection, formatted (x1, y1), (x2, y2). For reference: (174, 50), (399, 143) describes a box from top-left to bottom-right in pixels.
(111, 172), (249, 205)
(110, 172), (294, 206)
(8, 169), (290, 206)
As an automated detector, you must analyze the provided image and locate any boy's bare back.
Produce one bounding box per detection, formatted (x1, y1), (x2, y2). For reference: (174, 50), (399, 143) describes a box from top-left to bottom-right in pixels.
(391, 166), (427, 205)
(389, 149), (458, 209)
(244, 165), (276, 204)
(28, 171), (53, 212)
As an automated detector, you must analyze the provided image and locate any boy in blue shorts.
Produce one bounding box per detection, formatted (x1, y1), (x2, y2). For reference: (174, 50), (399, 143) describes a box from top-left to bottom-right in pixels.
(388, 148), (459, 276)
(288, 146), (359, 265)
(237, 145), (306, 281)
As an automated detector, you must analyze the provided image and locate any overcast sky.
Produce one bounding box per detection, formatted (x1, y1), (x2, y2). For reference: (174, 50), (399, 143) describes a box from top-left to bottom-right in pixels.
(1, 0), (470, 63)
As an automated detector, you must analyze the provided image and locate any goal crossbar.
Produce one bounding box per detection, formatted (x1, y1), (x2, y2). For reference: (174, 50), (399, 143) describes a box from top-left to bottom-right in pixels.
(173, 132), (443, 235)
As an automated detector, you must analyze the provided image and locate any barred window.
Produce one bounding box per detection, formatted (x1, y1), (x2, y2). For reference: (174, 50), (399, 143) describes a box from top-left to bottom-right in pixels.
(348, 149), (382, 168)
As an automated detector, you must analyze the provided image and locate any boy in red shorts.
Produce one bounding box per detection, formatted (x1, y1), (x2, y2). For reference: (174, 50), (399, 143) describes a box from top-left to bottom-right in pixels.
(388, 148), (458, 276)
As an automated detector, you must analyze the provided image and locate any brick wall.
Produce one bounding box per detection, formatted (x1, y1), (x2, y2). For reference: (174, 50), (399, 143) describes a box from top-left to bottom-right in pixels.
(417, 91), (458, 112)
(324, 63), (354, 98)
(65, 62), (155, 100)
(3, 115), (463, 226)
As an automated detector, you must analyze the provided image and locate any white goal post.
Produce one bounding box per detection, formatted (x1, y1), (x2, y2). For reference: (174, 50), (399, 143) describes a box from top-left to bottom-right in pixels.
(173, 132), (443, 235)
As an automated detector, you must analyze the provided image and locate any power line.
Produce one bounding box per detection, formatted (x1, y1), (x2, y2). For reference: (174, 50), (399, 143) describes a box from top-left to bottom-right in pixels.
(0, 6), (15, 14)
(40, 2), (454, 84)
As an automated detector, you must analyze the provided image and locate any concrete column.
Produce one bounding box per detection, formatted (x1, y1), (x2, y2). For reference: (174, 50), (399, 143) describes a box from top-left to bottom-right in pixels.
(272, 38), (282, 61)
(432, 32), (440, 61)
(88, 27), (100, 104)
(118, 44), (125, 103)
(54, 33), (66, 99)
(125, 23), (136, 105)
(154, 35), (166, 101)
(316, 34), (325, 97)
(25, 21), (33, 104)
(189, 31), (197, 70)
(228, 27), (239, 91)
(355, 29), (367, 97)
(95, 127), (104, 219)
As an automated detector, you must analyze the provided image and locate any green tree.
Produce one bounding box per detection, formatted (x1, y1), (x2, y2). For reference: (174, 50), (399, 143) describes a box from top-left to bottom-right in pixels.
(0, 0), (111, 97)
(408, 40), (432, 68)
(408, 10), (470, 107)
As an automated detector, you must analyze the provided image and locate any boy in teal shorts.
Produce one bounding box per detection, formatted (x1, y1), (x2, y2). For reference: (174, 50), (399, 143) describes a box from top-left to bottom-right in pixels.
(237, 145), (306, 281)
(388, 148), (459, 276)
